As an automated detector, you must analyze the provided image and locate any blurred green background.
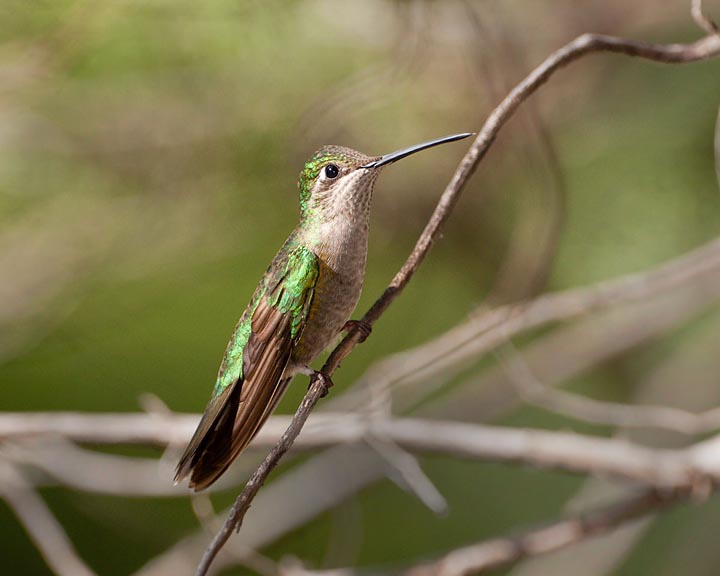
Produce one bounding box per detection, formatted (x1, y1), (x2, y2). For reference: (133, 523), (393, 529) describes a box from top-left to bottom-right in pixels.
(1, 0), (720, 574)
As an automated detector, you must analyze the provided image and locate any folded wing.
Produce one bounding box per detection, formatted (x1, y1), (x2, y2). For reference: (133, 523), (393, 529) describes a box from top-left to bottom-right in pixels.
(175, 245), (319, 490)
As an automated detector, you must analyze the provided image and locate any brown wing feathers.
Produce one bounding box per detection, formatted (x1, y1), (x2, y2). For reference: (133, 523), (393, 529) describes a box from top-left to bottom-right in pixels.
(176, 298), (295, 491)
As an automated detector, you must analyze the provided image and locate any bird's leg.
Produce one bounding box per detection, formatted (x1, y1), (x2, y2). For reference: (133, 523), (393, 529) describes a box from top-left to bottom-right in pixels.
(343, 319), (372, 343)
(297, 365), (334, 398)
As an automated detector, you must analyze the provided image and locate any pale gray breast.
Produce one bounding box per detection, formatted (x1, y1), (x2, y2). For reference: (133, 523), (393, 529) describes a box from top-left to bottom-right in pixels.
(292, 222), (368, 365)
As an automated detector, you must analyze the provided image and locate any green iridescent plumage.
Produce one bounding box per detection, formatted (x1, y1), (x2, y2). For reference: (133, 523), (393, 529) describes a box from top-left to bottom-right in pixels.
(176, 239), (319, 490)
(267, 244), (319, 337)
(213, 280), (266, 394)
(298, 149), (354, 215)
(213, 243), (319, 395)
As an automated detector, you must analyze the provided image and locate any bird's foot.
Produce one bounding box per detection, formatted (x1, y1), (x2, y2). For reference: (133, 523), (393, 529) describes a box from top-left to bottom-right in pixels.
(343, 319), (372, 343)
(308, 370), (334, 398)
(297, 365), (334, 398)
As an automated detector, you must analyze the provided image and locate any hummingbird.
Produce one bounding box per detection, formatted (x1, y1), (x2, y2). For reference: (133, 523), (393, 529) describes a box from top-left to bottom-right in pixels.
(175, 132), (472, 490)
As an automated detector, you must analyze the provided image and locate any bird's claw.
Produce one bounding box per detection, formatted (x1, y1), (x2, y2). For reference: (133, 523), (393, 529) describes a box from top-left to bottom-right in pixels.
(343, 319), (372, 343)
(308, 371), (333, 398)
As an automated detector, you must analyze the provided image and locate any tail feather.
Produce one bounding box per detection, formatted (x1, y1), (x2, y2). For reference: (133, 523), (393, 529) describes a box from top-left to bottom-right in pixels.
(174, 382), (241, 489)
(174, 376), (292, 491)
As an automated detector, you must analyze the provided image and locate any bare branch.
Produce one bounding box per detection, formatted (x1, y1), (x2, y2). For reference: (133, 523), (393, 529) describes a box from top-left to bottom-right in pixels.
(441, 276), (720, 430)
(134, 447), (386, 576)
(129, 410), (720, 574)
(338, 232), (720, 416)
(323, 31), (720, 387)
(404, 489), (684, 576)
(189, 493), (281, 576)
(4, 223), (720, 448)
(0, 462), (96, 576)
(194, 376), (329, 576)
(3, 439), (190, 497)
(692, 0), (719, 35)
(0, 411), (196, 447)
(366, 434), (448, 515)
(6, 413), (720, 493)
(500, 344), (720, 435)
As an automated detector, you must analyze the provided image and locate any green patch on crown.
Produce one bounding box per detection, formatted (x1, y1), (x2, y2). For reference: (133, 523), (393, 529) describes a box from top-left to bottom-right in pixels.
(297, 148), (352, 214)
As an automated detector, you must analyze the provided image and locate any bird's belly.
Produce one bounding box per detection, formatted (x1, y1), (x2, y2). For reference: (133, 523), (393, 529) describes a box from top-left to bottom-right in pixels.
(291, 266), (363, 366)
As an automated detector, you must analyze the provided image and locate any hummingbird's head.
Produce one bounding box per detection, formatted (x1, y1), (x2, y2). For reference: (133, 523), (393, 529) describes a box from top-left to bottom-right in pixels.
(297, 133), (474, 223)
(297, 146), (380, 223)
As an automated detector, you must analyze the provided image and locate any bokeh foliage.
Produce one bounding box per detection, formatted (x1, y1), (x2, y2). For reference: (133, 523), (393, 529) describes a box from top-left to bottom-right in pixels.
(1, 1), (719, 574)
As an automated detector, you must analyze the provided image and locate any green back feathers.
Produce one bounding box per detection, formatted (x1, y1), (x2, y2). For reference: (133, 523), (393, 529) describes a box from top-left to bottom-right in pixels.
(298, 148), (345, 214)
(267, 245), (319, 338)
(213, 244), (319, 396)
(213, 282), (266, 395)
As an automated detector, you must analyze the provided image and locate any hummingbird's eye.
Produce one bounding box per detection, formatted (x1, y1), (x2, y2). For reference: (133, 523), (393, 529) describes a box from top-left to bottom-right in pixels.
(324, 164), (339, 179)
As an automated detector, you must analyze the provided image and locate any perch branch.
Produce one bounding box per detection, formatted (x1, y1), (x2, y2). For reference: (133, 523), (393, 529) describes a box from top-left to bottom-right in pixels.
(194, 376), (329, 575)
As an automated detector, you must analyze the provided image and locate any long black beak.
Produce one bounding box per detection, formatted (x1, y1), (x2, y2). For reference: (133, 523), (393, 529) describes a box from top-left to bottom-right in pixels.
(361, 132), (473, 169)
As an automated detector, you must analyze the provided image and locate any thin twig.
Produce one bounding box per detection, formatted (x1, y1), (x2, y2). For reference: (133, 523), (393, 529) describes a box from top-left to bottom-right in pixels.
(500, 343), (720, 435)
(193, 23), (720, 576)
(449, 273), (720, 428)
(692, 0), (719, 35)
(404, 489), (685, 576)
(8, 414), (720, 492)
(133, 447), (387, 575)
(335, 234), (720, 415)
(322, 30), (720, 376)
(0, 462), (96, 576)
(0, 411), (195, 447)
(366, 434), (448, 515)
(194, 376), (329, 575)
(190, 492), (280, 576)
(287, 486), (710, 576)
